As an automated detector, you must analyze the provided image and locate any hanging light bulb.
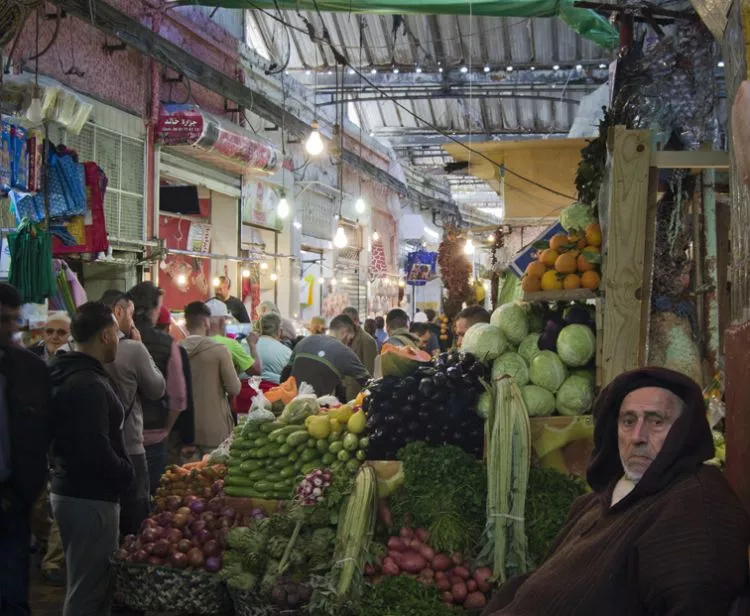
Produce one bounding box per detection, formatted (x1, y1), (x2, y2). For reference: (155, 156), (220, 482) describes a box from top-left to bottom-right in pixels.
(372, 231), (380, 242)
(464, 238), (475, 255)
(242, 269), (251, 278)
(176, 274), (187, 286)
(333, 226), (348, 249)
(318, 276), (325, 285)
(270, 272), (278, 282)
(354, 197), (366, 214)
(487, 233), (495, 243)
(212, 277), (221, 287)
(331, 277), (338, 286)
(341, 276), (349, 284)
(260, 262), (269, 271)
(293, 220), (302, 230)
(26, 90), (44, 125)
(305, 121), (325, 156)
(277, 194), (290, 219)
(398, 279), (405, 288)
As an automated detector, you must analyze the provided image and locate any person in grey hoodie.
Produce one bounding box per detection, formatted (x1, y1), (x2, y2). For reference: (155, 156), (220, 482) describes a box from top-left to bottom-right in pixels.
(100, 290), (166, 536)
(179, 302), (241, 451)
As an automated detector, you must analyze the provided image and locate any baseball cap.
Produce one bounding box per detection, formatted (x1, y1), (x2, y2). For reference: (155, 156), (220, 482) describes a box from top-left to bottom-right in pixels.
(157, 305), (172, 326)
(205, 298), (229, 318)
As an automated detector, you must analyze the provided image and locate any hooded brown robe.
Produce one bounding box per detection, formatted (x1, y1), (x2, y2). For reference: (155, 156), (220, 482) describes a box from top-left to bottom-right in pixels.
(483, 367), (750, 616)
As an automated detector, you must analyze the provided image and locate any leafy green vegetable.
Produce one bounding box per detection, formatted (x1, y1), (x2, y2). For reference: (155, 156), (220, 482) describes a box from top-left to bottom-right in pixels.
(461, 323), (506, 362)
(525, 467), (587, 566)
(391, 442), (486, 554)
(491, 302), (529, 345)
(521, 385), (556, 417)
(359, 576), (459, 616)
(556, 324), (596, 368)
(555, 375), (595, 416)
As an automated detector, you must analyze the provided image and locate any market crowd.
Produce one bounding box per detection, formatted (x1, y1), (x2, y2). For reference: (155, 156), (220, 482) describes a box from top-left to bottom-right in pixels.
(2, 278), (749, 616)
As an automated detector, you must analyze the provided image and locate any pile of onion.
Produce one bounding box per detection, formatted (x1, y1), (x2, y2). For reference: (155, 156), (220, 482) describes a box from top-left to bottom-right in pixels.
(364, 526), (492, 610)
(118, 495), (242, 573)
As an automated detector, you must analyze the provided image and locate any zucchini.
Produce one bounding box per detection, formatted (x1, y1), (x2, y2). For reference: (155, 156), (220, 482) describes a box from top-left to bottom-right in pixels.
(286, 431), (309, 447)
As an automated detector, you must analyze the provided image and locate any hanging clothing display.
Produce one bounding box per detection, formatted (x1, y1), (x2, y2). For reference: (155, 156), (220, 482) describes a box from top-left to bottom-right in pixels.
(7, 220), (56, 304)
(49, 260), (88, 315)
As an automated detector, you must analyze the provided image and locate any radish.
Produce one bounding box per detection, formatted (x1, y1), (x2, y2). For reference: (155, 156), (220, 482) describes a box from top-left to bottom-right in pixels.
(436, 577), (451, 591)
(418, 545), (435, 561)
(467, 579), (477, 592)
(399, 527), (415, 540)
(464, 591), (487, 610)
(451, 581), (468, 603)
(387, 537), (407, 552)
(382, 557), (400, 576)
(440, 591), (453, 604)
(452, 566), (470, 580)
(392, 551), (426, 573)
(451, 552), (464, 566)
(431, 554), (452, 571)
(415, 528), (429, 542)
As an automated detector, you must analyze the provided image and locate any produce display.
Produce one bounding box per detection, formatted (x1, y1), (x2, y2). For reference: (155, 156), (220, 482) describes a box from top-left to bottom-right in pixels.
(364, 352), (486, 460)
(463, 301), (597, 417)
(154, 462), (228, 506)
(224, 402), (368, 499)
(521, 203), (602, 293)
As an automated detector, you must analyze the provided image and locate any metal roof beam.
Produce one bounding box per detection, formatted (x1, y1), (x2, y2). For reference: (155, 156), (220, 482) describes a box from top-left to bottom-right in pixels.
(381, 130), (569, 147)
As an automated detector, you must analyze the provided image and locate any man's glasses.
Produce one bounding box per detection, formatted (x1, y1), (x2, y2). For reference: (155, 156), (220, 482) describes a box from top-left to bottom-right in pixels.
(45, 328), (70, 337)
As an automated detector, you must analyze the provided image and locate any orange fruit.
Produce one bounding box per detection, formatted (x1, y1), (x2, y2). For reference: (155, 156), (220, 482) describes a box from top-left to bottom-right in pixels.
(585, 223), (602, 247)
(554, 252), (577, 275)
(583, 244), (600, 254)
(521, 275), (541, 292)
(577, 238), (587, 250)
(541, 270), (563, 291)
(577, 253), (595, 272)
(539, 248), (559, 267)
(549, 233), (569, 252)
(580, 270), (601, 290)
(525, 261), (547, 279)
(563, 273), (581, 289)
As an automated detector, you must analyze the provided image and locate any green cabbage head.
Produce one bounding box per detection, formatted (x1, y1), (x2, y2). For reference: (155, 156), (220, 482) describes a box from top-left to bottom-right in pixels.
(518, 333), (542, 364)
(555, 375), (595, 416)
(491, 302), (529, 345)
(560, 202), (596, 233)
(492, 352), (529, 386)
(521, 385), (556, 417)
(529, 350), (568, 393)
(556, 324), (596, 367)
(461, 323), (507, 363)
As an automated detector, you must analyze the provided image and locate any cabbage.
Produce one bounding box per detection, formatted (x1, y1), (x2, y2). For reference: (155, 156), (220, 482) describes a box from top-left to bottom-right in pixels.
(518, 333), (542, 364)
(556, 324), (596, 367)
(461, 323), (507, 362)
(529, 350), (568, 393)
(555, 375), (595, 416)
(521, 385), (556, 417)
(491, 303), (529, 345)
(560, 202), (596, 233)
(570, 368), (596, 385)
(492, 352), (529, 386)
(476, 391), (492, 419)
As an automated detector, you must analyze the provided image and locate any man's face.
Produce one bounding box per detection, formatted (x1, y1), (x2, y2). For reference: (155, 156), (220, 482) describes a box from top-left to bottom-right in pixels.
(333, 328), (354, 347)
(455, 317), (471, 348)
(0, 304), (21, 346)
(100, 320), (120, 364)
(618, 387), (683, 481)
(217, 280), (230, 300)
(417, 330), (431, 350)
(345, 313), (360, 327)
(44, 319), (71, 353)
(114, 300), (135, 336)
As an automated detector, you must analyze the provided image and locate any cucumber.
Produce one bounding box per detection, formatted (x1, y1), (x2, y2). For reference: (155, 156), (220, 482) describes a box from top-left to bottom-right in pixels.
(260, 421), (284, 434)
(294, 458), (305, 471)
(278, 466), (296, 478)
(272, 481), (293, 492)
(307, 439), (318, 449)
(224, 485), (265, 498)
(239, 461), (262, 473)
(248, 468), (268, 481)
(286, 431), (309, 447)
(224, 475), (255, 487)
(295, 442), (308, 452)
(240, 450), (255, 460)
(288, 451), (300, 462)
(301, 462), (322, 474)
(328, 441), (344, 455)
(316, 439), (329, 454)
(253, 480), (274, 492)
(227, 458), (242, 468)
(278, 444), (292, 456)
(301, 448), (319, 462)
(253, 436), (269, 448)
(271, 458), (288, 470)
(268, 425), (301, 441)
(321, 453), (335, 465)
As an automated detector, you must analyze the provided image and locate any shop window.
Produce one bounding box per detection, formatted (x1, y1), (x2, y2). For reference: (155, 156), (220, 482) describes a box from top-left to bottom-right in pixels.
(64, 124), (145, 243)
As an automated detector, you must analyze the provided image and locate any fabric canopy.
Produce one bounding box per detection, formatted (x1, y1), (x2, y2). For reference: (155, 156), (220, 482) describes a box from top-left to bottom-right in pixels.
(173, 0), (617, 49)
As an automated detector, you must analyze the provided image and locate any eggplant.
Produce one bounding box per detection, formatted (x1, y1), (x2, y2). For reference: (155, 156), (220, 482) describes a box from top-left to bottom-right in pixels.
(407, 393), (419, 404)
(418, 378), (435, 397)
(417, 410), (431, 422)
(432, 371), (448, 388)
(401, 404), (416, 418)
(448, 350), (461, 366)
(469, 362), (486, 379)
(564, 304), (590, 326)
(460, 352), (477, 369)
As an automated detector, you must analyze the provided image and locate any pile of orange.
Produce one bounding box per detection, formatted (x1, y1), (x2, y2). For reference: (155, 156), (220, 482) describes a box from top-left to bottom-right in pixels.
(521, 223), (602, 293)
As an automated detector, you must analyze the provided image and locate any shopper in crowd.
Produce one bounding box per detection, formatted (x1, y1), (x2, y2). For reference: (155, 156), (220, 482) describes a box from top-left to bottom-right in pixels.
(341, 307), (378, 401)
(0, 283), (51, 614)
(213, 275), (250, 323)
(384, 308), (421, 349)
(100, 289), (140, 341)
(49, 302), (133, 616)
(205, 298), (261, 376)
(100, 290), (166, 536)
(256, 312), (292, 385)
(128, 282), (187, 495)
(423, 308), (445, 350)
(454, 305), (491, 348)
(284, 314), (370, 400)
(258, 301), (297, 347)
(364, 318), (377, 341)
(307, 316), (327, 335)
(482, 367), (750, 616)
(30, 311), (72, 361)
(373, 315), (387, 349)
(410, 322), (439, 356)
(180, 302), (241, 452)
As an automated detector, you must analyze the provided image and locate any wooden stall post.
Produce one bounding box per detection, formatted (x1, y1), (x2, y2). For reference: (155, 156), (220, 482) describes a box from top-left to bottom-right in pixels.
(600, 127), (652, 386)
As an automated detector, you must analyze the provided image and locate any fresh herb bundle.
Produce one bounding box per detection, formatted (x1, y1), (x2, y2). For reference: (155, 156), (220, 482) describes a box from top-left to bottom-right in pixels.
(390, 442), (486, 555)
(525, 467), (587, 566)
(359, 576), (462, 616)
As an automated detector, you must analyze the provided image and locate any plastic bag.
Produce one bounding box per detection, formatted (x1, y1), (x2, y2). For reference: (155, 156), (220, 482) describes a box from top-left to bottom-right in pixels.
(278, 395), (320, 425)
(317, 395), (340, 408)
(207, 434), (233, 465)
(298, 381), (315, 397)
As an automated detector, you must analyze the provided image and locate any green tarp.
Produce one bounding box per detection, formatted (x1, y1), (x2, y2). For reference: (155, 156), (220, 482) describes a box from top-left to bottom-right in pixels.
(175, 0), (617, 49)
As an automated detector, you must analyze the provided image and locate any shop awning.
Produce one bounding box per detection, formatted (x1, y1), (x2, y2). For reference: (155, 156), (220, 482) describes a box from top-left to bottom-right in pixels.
(156, 104), (282, 176)
(172, 0), (617, 49)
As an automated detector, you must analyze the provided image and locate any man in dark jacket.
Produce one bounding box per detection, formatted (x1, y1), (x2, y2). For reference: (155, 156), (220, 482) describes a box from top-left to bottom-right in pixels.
(49, 302), (134, 616)
(483, 367), (750, 616)
(0, 283), (51, 615)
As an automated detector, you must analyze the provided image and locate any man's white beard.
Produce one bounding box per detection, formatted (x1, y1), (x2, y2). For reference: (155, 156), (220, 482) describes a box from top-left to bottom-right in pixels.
(621, 456), (643, 483)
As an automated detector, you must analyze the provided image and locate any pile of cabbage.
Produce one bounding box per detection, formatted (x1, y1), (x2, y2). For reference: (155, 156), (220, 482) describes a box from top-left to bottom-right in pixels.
(461, 302), (597, 417)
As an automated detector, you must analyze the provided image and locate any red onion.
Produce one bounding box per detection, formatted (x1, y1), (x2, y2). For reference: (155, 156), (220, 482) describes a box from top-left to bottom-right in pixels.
(122, 534), (136, 549)
(152, 539), (170, 558)
(133, 549), (148, 563)
(140, 518), (157, 531)
(207, 497), (224, 513)
(202, 487), (213, 499)
(176, 539), (191, 553)
(118, 548), (130, 561)
(147, 556), (164, 566)
(220, 506), (236, 520)
(200, 511), (216, 524)
(194, 528), (211, 544)
(156, 512), (174, 527)
(202, 539), (220, 557)
(187, 547), (204, 568)
(170, 551), (188, 569)
(151, 526), (165, 541)
(172, 513), (189, 530)
(185, 495), (199, 505)
(189, 500), (205, 515)
(204, 556), (222, 573)
(211, 480), (223, 495)
(400, 527), (415, 540)
(165, 528), (182, 544)
(141, 528), (159, 544)
(190, 520), (207, 535)
(166, 495), (182, 511)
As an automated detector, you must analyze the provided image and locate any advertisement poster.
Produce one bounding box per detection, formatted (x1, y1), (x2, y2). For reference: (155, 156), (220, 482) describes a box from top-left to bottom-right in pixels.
(187, 222), (212, 253)
(241, 179), (281, 231)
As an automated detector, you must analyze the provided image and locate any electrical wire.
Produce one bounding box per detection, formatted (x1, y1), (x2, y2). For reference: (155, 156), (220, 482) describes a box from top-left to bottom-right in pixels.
(247, 1), (577, 201)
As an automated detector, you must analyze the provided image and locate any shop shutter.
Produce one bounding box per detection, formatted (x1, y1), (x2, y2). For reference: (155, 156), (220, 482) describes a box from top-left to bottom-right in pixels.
(336, 221), (365, 314)
(63, 123), (146, 243)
